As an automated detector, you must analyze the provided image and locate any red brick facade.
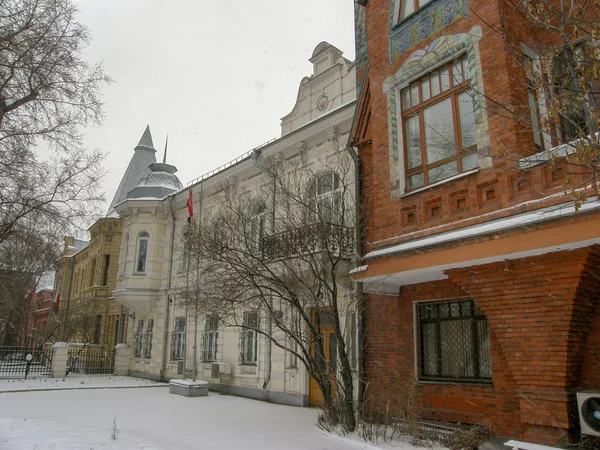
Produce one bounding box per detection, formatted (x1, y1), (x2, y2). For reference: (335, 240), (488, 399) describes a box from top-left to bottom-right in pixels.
(353, 0), (600, 445)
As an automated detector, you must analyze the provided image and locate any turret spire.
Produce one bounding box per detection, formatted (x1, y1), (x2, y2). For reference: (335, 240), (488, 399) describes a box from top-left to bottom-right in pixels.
(136, 125), (155, 150)
(163, 135), (168, 163)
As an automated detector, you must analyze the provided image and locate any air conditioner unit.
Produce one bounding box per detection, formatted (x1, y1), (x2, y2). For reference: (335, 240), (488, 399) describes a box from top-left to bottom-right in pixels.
(211, 362), (231, 377)
(576, 392), (600, 437)
(177, 360), (184, 375)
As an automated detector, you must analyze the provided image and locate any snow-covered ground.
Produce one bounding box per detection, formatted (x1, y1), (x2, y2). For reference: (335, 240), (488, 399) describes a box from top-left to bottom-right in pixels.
(0, 375), (442, 450)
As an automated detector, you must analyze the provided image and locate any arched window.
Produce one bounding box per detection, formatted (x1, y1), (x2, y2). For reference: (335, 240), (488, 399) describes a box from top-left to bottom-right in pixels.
(249, 201), (266, 254)
(307, 172), (342, 224)
(135, 232), (149, 273)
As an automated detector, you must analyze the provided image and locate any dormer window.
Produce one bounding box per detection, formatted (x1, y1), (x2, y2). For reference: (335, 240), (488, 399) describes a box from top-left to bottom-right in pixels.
(136, 232), (149, 273)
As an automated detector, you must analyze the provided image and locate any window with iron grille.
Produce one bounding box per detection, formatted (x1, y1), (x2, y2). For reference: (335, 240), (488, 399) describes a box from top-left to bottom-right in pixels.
(400, 54), (477, 191)
(417, 299), (491, 383)
(142, 319), (153, 359)
(239, 311), (258, 365)
(170, 317), (185, 360)
(134, 319), (144, 357)
(202, 314), (219, 361)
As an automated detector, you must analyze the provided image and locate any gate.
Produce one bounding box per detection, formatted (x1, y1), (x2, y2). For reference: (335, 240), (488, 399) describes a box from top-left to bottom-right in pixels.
(67, 345), (115, 375)
(0, 345), (52, 378)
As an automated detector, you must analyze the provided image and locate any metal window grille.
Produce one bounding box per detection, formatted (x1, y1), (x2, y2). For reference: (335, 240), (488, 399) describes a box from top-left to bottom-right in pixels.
(170, 317), (185, 360)
(142, 319), (153, 358)
(417, 299), (492, 382)
(134, 319), (144, 357)
(239, 311), (258, 365)
(202, 314), (219, 361)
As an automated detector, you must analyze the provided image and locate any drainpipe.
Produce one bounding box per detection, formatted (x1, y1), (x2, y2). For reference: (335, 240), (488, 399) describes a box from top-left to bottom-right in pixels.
(63, 255), (75, 340)
(252, 149), (276, 390)
(345, 143), (366, 410)
(160, 193), (177, 380)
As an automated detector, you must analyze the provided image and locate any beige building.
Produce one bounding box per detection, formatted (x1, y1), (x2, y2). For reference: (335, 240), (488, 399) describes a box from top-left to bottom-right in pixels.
(113, 42), (358, 406)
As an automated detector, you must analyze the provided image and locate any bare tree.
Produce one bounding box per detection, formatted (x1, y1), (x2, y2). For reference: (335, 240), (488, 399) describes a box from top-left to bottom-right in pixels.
(0, 216), (59, 345)
(0, 0), (109, 243)
(182, 152), (360, 431)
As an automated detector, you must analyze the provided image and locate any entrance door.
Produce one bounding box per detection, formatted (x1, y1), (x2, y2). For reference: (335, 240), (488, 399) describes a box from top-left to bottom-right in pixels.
(309, 309), (338, 407)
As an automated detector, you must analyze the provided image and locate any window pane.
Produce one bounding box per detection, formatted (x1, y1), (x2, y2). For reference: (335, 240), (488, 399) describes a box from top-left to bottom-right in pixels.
(440, 319), (475, 378)
(428, 160), (458, 183)
(452, 58), (464, 84)
(137, 239), (148, 272)
(408, 172), (424, 190)
(329, 332), (337, 374)
(440, 67), (451, 92)
(478, 320), (492, 378)
(458, 92), (477, 149)
(422, 323), (438, 376)
(423, 97), (456, 164)
(405, 115), (422, 169)
(421, 77), (431, 101)
(462, 153), (478, 171)
(419, 0), (433, 6)
(401, 87), (410, 111)
(410, 82), (419, 107)
(400, 0), (415, 19)
(430, 71), (440, 97)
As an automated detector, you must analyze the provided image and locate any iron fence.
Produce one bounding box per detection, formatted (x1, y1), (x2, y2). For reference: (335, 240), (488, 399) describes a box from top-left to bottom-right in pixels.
(67, 345), (115, 375)
(0, 345), (52, 378)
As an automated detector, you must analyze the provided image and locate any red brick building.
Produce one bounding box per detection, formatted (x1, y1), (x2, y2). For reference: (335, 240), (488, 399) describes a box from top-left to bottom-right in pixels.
(351, 0), (600, 445)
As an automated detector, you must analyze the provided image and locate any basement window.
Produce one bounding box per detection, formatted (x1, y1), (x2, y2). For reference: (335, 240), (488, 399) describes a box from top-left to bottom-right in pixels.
(417, 299), (492, 383)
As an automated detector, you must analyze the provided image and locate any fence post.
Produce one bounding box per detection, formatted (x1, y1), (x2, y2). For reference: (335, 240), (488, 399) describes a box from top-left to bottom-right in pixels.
(114, 343), (131, 376)
(51, 342), (69, 378)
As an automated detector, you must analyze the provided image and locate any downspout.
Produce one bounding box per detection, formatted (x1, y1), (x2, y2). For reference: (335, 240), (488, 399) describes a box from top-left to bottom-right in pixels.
(345, 61), (370, 410)
(252, 149), (276, 390)
(63, 255), (75, 340)
(160, 193), (177, 380)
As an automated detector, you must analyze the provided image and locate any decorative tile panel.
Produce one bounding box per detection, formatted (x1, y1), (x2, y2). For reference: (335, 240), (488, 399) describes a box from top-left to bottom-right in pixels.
(389, 0), (468, 62)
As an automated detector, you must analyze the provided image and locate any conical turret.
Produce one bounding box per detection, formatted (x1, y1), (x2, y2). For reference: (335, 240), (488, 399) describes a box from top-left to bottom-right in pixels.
(106, 125), (158, 216)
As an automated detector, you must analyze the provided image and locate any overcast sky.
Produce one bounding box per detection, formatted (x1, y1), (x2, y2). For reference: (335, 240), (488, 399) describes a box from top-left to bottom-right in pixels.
(75, 0), (356, 214)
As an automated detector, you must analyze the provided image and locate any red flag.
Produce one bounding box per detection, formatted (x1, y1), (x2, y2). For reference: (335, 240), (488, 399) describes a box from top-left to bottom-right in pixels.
(187, 188), (194, 218)
(52, 291), (60, 311)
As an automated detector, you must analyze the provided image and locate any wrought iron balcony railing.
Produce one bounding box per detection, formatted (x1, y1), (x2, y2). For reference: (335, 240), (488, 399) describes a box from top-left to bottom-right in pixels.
(262, 223), (354, 261)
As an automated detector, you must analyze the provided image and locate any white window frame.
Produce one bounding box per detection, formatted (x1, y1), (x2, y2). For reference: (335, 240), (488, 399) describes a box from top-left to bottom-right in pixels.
(142, 318), (153, 359)
(202, 314), (219, 362)
(170, 316), (185, 361)
(249, 201), (267, 255)
(307, 172), (342, 225)
(135, 232), (149, 274)
(239, 311), (259, 366)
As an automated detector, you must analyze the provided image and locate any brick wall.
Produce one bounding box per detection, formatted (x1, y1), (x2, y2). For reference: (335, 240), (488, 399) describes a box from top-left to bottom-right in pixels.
(364, 246), (600, 444)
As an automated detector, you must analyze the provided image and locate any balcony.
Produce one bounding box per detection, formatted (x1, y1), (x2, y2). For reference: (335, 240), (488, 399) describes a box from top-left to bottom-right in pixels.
(262, 223), (354, 261)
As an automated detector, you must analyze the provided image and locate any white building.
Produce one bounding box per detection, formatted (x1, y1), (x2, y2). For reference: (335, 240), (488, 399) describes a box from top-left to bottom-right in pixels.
(113, 42), (357, 406)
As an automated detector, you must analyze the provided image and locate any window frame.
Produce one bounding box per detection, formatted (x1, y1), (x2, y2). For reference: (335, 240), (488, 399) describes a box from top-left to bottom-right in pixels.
(170, 316), (186, 361)
(142, 318), (153, 359)
(396, 0), (434, 23)
(415, 298), (492, 384)
(307, 172), (342, 225)
(249, 201), (267, 255)
(239, 311), (259, 366)
(400, 54), (477, 191)
(134, 319), (144, 358)
(135, 232), (149, 274)
(202, 314), (219, 362)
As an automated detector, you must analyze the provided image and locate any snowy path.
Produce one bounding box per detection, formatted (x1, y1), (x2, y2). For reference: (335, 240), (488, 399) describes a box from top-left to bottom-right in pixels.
(0, 380), (385, 449)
